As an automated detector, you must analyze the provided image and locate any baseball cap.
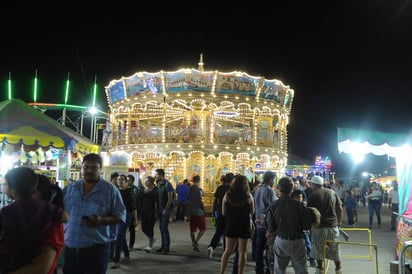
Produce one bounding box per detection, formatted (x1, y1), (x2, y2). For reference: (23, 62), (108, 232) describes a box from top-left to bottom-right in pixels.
(309, 175), (324, 186)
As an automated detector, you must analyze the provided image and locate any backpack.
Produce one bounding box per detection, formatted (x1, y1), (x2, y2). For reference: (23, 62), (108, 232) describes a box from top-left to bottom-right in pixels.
(161, 181), (176, 209)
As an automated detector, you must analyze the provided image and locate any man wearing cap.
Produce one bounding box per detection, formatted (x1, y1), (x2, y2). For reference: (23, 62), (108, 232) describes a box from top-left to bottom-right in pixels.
(306, 175), (343, 274)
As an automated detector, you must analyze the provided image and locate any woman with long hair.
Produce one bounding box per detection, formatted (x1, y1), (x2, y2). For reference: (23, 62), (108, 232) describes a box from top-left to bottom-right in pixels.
(220, 175), (254, 274)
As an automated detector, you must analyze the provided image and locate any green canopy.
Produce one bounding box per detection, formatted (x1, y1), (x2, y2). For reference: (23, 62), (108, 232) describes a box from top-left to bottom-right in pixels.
(337, 127), (410, 157)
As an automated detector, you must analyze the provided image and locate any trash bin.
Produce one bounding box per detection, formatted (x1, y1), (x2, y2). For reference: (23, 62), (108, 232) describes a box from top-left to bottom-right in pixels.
(390, 261), (411, 274)
(391, 261), (400, 274)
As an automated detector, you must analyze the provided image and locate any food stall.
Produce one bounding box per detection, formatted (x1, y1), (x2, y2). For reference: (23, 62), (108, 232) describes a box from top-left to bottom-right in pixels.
(0, 98), (99, 189)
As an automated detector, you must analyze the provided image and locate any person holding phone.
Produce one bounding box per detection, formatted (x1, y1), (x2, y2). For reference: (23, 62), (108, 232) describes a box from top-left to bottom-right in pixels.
(63, 153), (126, 274)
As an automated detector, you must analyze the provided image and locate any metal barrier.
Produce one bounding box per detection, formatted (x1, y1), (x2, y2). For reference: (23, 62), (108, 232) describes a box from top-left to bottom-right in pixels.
(340, 227), (374, 260)
(322, 240), (379, 274)
(399, 240), (412, 274)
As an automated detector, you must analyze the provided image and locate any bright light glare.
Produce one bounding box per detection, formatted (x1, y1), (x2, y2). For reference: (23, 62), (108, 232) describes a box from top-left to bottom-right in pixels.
(89, 106), (98, 115)
(352, 152), (364, 163)
(0, 155), (15, 176)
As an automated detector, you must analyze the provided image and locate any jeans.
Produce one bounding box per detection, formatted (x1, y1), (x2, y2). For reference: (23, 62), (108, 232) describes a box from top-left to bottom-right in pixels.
(255, 226), (268, 274)
(303, 230), (313, 260)
(391, 203), (399, 230)
(368, 201), (381, 227)
(114, 211), (132, 262)
(175, 200), (188, 221)
(209, 212), (226, 249)
(63, 243), (110, 274)
(128, 221), (136, 248)
(346, 207), (354, 226)
(159, 208), (173, 249)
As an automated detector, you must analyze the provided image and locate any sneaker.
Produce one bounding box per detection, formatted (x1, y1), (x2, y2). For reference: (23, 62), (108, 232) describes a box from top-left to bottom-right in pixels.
(193, 241), (199, 252)
(206, 246), (213, 259)
(111, 262), (120, 269)
(309, 259), (316, 267)
(149, 238), (156, 248)
(162, 248), (169, 255)
(335, 268), (343, 274)
(143, 246), (152, 252)
(155, 247), (164, 253)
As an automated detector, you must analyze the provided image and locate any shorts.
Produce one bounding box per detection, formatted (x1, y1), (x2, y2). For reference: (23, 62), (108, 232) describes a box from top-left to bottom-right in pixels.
(189, 215), (206, 232)
(310, 226), (341, 261)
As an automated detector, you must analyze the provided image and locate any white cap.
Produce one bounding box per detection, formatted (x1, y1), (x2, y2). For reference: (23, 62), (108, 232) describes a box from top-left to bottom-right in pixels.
(309, 175), (324, 186)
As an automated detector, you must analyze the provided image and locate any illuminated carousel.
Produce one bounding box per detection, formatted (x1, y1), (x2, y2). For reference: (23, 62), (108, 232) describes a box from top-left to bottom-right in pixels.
(103, 55), (294, 206)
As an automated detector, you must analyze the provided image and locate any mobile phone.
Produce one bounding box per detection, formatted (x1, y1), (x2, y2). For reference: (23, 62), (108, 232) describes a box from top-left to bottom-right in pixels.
(82, 216), (90, 220)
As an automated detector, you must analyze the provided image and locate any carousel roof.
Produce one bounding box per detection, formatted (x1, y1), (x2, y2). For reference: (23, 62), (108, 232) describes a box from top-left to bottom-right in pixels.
(0, 98), (98, 153)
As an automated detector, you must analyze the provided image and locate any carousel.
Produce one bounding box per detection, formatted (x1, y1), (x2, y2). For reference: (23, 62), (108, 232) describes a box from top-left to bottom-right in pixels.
(103, 55), (294, 207)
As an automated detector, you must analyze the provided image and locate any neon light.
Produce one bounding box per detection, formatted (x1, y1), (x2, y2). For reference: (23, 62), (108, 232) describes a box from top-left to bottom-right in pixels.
(92, 76), (97, 106)
(8, 72), (11, 99)
(27, 102), (107, 115)
(33, 69), (38, 103)
(65, 72), (70, 104)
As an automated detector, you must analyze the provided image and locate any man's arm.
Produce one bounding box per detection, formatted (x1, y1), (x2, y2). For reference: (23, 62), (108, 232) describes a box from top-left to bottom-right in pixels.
(335, 193), (343, 226)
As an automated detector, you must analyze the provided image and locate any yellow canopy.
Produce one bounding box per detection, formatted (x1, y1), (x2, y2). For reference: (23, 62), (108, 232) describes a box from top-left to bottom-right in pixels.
(0, 98), (99, 154)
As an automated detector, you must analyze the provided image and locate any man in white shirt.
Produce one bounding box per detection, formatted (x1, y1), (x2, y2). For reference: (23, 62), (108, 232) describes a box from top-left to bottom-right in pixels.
(388, 180), (399, 231)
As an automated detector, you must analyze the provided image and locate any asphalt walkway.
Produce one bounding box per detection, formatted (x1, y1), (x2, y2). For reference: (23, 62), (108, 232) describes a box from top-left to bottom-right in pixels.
(58, 204), (399, 273)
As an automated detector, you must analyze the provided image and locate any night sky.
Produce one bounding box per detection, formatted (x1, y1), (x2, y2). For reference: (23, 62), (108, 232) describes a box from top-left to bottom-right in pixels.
(1, 2), (412, 176)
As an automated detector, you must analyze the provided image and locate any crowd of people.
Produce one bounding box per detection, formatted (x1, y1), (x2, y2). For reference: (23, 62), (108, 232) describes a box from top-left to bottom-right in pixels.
(0, 154), (400, 274)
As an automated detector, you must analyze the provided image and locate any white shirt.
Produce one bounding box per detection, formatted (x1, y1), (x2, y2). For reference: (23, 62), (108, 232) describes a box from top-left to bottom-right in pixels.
(389, 188), (399, 204)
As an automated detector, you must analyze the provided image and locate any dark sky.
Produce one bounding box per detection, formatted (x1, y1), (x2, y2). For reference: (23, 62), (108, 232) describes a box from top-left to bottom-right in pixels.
(1, 2), (412, 175)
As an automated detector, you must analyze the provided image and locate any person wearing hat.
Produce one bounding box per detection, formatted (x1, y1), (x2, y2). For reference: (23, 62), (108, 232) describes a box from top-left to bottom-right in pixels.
(307, 175), (343, 274)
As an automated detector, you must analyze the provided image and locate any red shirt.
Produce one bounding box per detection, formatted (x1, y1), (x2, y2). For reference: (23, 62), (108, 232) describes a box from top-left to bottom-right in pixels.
(45, 222), (64, 274)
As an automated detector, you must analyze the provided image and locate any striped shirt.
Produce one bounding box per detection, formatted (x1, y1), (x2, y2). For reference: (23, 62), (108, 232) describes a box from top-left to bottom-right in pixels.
(266, 194), (312, 240)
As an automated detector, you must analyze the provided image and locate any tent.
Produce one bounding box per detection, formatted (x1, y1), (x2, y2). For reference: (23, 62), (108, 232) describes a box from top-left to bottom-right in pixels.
(337, 127), (412, 262)
(0, 98), (99, 156)
(337, 127), (412, 215)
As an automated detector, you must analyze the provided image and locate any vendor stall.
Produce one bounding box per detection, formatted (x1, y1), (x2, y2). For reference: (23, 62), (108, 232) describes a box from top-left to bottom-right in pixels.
(0, 98), (99, 183)
(337, 127), (412, 270)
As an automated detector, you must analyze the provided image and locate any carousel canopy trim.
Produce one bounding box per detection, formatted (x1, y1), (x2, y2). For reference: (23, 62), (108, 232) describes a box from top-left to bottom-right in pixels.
(0, 98), (99, 153)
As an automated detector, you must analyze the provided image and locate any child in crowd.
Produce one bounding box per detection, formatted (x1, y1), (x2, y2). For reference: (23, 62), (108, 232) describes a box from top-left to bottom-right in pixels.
(0, 167), (68, 273)
(291, 189), (316, 267)
(344, 189), (357, 227)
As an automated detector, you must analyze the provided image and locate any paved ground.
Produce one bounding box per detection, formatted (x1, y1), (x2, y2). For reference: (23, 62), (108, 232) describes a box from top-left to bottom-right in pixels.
(57, 204), (398, 273)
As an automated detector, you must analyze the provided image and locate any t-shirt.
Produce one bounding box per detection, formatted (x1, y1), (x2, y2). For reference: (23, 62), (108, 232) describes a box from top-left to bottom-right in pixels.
(188, 185), (204, 216)
(0, 197), (64, 257)
(214, 184), (230, 214)
(45, 222), (64, 274)
(389, 189), (399, 204)
(176, 183), (189, 202)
